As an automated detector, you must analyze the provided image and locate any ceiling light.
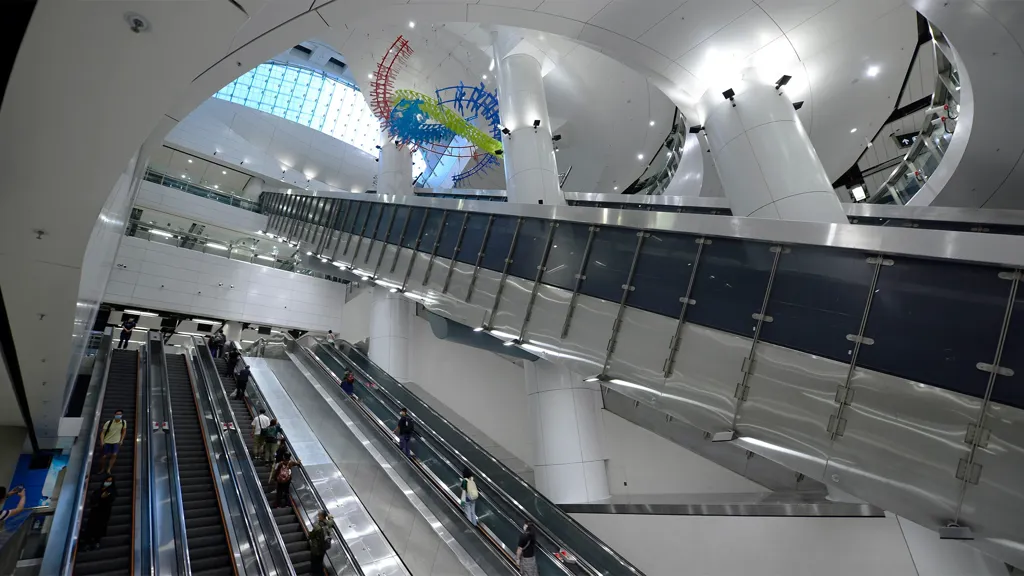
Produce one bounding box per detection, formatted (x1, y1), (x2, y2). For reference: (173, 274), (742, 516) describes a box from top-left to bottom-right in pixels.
(583, 375), (602, 383)
(482, 74), (487, 80)
(151, 230), (174, 238)
(409, 21), (415, 28)
(649, 120), (655, 126)
(257, 255), (276, 261)
(124, 309), (159, 317)
(368, 73), (373, 79)
(637, 154), (644, 160)
(850, 128), (858, 133)
(613, 186), (619, 191)
(222, 170), (227, 175)
(306, 251), (313, 256)
(206, 243), (228, 250)
(489, 59), (495, 71)
(866, 65), (880, 77)
(473, 326), (485, 332)
(213, 185), (219, 189)
(503, 340), (516, 347)
(187, 159), (193, 163)
(181, 174), (187, 178)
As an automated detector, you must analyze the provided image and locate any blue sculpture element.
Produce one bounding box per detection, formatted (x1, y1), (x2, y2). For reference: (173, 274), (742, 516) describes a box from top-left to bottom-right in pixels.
(433, 82), (502, 184)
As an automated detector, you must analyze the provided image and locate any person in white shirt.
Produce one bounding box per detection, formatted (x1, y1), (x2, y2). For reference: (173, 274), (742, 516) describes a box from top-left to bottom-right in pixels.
(252, 409), (272, 462)
(326, 330), (336, 346)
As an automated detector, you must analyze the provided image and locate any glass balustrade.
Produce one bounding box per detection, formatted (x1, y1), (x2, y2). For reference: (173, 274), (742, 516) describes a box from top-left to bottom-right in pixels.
(143, 169), (262, 213)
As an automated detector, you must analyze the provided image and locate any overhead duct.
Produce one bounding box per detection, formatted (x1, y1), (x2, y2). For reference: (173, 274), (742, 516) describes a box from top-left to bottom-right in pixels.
(421, 309), (538, 362)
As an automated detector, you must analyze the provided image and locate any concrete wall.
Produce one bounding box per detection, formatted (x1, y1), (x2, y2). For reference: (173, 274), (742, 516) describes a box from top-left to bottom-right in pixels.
(573, 513), (921, 576)
(104, 236), (345, 331)
(602, 410), (764, 496)
(135, 180), (268, 235)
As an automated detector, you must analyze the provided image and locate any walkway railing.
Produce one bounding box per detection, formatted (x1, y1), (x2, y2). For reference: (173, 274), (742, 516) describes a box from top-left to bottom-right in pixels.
(143, 168), (262, 213)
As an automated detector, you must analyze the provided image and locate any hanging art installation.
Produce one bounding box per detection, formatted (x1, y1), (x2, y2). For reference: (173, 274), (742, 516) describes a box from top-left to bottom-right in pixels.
(370, 35), (503, 186)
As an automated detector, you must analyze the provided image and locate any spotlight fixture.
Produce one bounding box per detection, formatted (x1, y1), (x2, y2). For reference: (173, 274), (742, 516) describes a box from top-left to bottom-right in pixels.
(532, 119), (541, 129)
(722, 88), (736, 107)
(775, 75), (792, 90)
(554, 146), (559, 152)
(688, 125), (704, 134)
(551, 134), (562, 142)
(501, 127), (511, 136)
(793, 101), (804, 111)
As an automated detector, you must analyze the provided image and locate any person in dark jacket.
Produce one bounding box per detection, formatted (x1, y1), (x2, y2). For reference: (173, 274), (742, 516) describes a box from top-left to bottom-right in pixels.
(82, 475), (117, 551)
(234, 364), (251, 400)
(270, 455), (300, 508)
(392, 408), (414, 457)
(210, 329), (226, 358)
(117, 318), (136, 350)
(341, 371), (357, 398)
(516, 521), (538, 576)
(309, 509), (335, 575)
(224, 347), (240, 376)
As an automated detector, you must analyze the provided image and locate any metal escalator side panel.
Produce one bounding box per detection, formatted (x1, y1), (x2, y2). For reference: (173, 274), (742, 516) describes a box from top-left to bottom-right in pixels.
(172, 351), (247, 576)
(312, 346), (571, 576)
(147, 337), (185, 575)
(186, 342), (298, 576)
(317, 341), (610, 576)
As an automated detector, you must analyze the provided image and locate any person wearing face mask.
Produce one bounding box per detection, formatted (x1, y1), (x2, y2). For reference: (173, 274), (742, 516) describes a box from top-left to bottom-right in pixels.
(81, 475), (117, 551)
(516, 521), (538, 576)
(97, 410), (127, 474)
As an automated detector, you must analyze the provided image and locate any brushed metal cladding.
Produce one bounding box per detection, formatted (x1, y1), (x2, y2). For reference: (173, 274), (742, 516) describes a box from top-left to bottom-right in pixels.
(280, 351), (488, 576)
(247, 359), (410, 576)
(735, 342), (846, 482)
(270, 194), (1024, 567)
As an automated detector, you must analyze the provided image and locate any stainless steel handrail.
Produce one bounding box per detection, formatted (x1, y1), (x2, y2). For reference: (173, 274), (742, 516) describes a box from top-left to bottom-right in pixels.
(46, 332), (113, 576)
(316, 338), (623, 576)
(232, 342), (364, 576)
(188, 337), (296, 576)
(139, 341), (156, 576)
(157, 340), (192, 574)
(181, 344), (257, 576)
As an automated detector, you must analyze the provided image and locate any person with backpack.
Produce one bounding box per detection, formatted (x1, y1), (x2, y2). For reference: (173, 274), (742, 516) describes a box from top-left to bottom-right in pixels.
(210, 330), (226, 358)
(269, 453), (300, 508)
(340, 371), (357, 398)
(261, 418), (282, 462)
(117, 318), (136, 350)
(224, 347), (240, 376)
(308, 509), (335, 575)
(517, 521), (539, 576)
(392, 407), (414, 457)
(234, 364), (251, 400)
(459, 467), (479, 526)
(80, 475), (117, 551)
(251, 409), (271, 462)
(97, 410), (127, 474)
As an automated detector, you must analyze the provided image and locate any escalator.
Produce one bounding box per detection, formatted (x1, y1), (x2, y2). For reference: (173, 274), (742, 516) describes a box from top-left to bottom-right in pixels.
(72, 349), (137, 576)
(215, 356), (313, 574)
(306, 341), (595, 576)
(165, 354), (234, 575)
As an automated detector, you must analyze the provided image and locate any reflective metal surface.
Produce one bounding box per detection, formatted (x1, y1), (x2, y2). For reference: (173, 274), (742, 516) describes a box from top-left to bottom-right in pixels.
(244, 358), (412, 576)
(265, 193), (1024, 568)
(147, 336), (184, 575)
(559, 491), (883, 517)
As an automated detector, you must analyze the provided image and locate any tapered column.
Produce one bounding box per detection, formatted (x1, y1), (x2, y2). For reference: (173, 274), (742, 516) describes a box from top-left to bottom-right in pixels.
(368, 286), (412, 381)
(494, 33), (562, 205)
(699, 70), (847, 223)
(524, 359), (609, 503)
(377, 129), (413, 196)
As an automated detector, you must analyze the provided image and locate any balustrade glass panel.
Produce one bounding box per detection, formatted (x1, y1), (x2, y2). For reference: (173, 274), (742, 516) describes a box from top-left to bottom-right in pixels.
(363, 203), (383, 237)
(540, 222), (591, 291)
(437, 213), (464, 258)
(388, 206), (410, 244)
(759, 246), (875, 363)
(402, 208), (427, 249)
(375, 206), (395, 241)
(480, 216), (519, 272)
(579, 227), (641, 302)
(456, 214), (492, 265)
(627, 231), (700, 317)
(419, 210), (445, 251)
(508, 218), (550, 280)
(685, 238), (776, 336)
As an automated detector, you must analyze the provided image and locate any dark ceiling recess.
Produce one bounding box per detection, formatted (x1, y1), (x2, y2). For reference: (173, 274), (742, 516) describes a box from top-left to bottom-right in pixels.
(328, 57), (347, 70)
(0, 0), (37, 112)
(294, 44), (313, 55)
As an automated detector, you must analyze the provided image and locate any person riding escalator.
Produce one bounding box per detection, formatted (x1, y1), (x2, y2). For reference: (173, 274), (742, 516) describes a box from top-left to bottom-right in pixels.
(80, 475), (117, 551)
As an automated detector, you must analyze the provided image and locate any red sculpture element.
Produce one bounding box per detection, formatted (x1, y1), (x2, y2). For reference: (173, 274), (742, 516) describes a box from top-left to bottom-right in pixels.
(370, 36), (414, 131)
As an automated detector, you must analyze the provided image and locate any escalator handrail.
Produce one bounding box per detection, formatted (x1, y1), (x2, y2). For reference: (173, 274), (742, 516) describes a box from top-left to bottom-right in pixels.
(139, 342), (156, 576)
(307, 343), (575, 576)
(51, 333), (114, 576)
(230, 343), (366, 576)
(180, 345), (259, 576)
(324, 338), (636, 576)
(156, 341), (192, 574)
(189, 337), (297, 576)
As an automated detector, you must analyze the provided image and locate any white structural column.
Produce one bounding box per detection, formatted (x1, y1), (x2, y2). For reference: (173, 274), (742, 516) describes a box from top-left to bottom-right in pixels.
(368, 286), (412, 382)
(377, 129), (413, 196)
(524, 359), (609, 503)
(699, 71), (847, 223)
(494, 35), (563, 205)
(222, 321), (244, 343)
(243, 177), (264, 198)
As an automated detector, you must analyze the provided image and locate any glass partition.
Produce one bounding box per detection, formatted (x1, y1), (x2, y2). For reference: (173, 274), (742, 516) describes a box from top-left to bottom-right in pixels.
(143, 168), (261, 213)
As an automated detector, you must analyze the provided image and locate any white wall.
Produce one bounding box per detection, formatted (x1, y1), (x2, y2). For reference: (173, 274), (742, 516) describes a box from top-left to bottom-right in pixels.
(135, 180), (267, 235)
(408, 315), (534, 466)
(336, 288), (372, 344)
(573, 513), (921, 576)
(104, 236), (345, 331)
(602, 410), (765, 496)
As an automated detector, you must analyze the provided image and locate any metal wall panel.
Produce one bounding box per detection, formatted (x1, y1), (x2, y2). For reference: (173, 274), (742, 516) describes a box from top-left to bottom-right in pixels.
(490, 276), (534, 340)
(662, 324), (746, 434)
(603, 307), (674, 400)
